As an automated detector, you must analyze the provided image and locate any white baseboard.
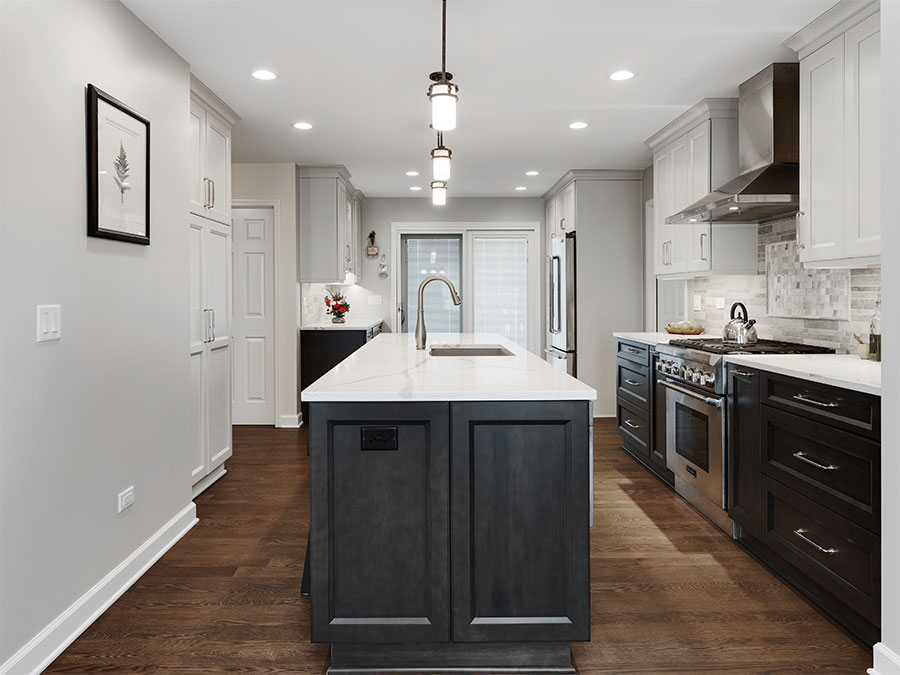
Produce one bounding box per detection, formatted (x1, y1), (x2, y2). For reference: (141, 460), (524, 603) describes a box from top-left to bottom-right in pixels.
(870, 643), (900, 675)
(278, 413), (302, 428)
(0, 502), (197, 675)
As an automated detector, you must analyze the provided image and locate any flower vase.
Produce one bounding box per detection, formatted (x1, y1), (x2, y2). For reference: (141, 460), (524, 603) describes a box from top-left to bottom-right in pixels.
(331, 316), (345, 324)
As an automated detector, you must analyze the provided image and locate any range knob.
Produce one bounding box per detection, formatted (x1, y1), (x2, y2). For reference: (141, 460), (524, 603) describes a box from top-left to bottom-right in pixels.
(706, 372), (716, 386)
(683, 367), (693, 380)
(692, 370), (701, 383)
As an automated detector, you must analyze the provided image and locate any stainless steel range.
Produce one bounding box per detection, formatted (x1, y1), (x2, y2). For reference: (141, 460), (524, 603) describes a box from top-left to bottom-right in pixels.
(654, 338), (833, 534)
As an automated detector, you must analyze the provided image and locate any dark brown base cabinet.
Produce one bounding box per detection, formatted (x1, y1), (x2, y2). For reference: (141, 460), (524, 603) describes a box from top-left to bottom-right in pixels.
(309, 401), (591, 673)
(727, 365), (881, 646)
(300, 328), (377, 421)
(615, 339), (673, 487)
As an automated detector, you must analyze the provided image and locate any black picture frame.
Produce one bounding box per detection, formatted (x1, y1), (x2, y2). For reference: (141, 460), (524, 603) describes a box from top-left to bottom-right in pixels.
(86, 84), (150, 245)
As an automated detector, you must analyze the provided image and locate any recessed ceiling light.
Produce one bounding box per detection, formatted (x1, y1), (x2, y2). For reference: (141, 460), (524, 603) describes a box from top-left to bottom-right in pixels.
(729, 206), (740, 211)
(525, 171), (540, 176)
(609, 70), (635, 81)
(689, 218), (698, 222)
(410, 186), (423, 191)
(292, 121), (313, 130)
(252, 70), (277, 80)
(569, 121), (589, 130)
(406, 171), (420, 176)
(515, 186), (528, 191)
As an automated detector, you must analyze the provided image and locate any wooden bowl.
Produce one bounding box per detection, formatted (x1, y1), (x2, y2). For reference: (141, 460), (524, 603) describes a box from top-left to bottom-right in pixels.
(665, 326), (705, 335)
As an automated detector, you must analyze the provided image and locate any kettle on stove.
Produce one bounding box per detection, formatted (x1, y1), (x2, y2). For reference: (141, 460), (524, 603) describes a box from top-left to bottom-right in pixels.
(723, 302), (758, 344)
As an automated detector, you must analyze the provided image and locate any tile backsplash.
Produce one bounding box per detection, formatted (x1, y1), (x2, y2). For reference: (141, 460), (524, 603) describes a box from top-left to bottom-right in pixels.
(690, 216), (881, 353)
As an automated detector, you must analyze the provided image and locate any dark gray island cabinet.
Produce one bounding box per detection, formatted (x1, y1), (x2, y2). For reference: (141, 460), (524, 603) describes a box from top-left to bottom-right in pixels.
(302, 334), (596, 674)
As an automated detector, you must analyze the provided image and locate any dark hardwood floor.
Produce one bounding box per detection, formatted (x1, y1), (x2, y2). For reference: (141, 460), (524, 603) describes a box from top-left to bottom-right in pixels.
(46, 420), (871, 674)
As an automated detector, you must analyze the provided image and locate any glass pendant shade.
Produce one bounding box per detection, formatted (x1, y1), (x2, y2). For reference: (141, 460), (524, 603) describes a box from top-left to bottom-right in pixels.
(429, 82), (458, 131)
(431, 146), (451, 181)
(431, 180), (448, 206)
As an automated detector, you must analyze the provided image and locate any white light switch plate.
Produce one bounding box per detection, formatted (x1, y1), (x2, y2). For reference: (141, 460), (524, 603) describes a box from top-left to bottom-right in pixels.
(36, 305), (61, 342)
(368, 294), (382, 306)
(716, 297), (726, 309)
(693, 295), (702, 311)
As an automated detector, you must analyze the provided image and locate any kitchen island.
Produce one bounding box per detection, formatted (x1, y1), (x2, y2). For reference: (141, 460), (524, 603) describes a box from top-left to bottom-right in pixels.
(302, 333), (596, 674)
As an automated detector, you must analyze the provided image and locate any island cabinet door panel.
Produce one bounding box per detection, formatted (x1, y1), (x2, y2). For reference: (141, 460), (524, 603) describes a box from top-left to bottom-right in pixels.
(309, 402), (450, 643)
(450, 401), (590, 642)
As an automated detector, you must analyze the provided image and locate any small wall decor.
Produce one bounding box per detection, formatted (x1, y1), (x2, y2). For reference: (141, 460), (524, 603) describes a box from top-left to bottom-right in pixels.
(86, 84), (150, 245)
(766, 241), (850, 320)
(367, 230), (379, 257)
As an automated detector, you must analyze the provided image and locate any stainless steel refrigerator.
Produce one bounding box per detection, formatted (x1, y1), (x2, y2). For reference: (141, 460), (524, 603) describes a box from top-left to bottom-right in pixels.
(546, 231), (576, 375)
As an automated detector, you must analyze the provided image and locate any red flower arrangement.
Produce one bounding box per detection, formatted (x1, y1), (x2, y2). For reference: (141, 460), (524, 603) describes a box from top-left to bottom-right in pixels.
(325, 291), (350, 321)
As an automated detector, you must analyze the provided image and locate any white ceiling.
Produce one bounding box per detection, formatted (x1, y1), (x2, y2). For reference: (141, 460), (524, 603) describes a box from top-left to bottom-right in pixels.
(122, 0), (836, 198)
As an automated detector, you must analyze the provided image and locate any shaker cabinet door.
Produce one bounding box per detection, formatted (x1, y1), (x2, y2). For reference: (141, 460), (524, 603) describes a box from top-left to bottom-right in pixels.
(450, 401), (590, 642)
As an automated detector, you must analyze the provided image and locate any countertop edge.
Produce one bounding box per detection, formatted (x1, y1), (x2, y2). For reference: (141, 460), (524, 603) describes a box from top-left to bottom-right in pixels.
(612, 331), (673, 346)
(723, 354), (882, 396)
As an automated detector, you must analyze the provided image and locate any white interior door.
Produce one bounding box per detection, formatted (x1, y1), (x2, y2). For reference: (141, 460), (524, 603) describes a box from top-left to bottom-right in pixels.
(232, 207), (275, 424)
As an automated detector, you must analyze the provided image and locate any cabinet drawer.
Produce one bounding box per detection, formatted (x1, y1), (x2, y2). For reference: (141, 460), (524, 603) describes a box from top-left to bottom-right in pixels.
(616, 357), (650, 410)
(761, 406), (879, 532)
(617, 399), (650, 457)
(761, 371), (880, 440)
(761, 476), (879, 625)
(616, 340), (650, 367)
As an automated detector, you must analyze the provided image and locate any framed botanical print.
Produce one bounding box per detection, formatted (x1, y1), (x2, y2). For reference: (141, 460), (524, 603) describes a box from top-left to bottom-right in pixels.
(86, 84), (150, 245)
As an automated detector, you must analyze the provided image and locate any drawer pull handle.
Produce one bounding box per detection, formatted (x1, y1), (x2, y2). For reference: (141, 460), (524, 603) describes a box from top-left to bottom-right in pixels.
(793, 528), (838, 555)
(623, 419), (640, 429)
(792, 451), (837, 471)
(732, 369), (756, 377)
(625, 347), (641, 355)
(624, 378), (640, 386)
(792, 393), (838, 408)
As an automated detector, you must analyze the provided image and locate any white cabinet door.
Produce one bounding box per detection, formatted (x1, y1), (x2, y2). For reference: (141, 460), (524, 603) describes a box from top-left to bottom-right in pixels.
(668, 138), (690, 273)
(205, 109), (231, 225)
(800, 36), (845, 263)
(653, 148), (672, 275)
(688, 223), (712, 273)
(188, 220), (207, 482)
(559, 183), (575, 232)
(844, 13), (881, 259)
(189, 100), (207, 217)
(688, 121), (711, 203)
(204, 221), (232, 472)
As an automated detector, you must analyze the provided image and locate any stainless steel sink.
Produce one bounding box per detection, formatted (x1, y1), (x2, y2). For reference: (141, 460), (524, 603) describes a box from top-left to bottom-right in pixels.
(428, 344), (513, 357)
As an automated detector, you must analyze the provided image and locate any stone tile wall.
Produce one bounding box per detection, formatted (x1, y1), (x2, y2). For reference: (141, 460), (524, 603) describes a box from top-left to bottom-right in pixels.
(690, 217), (881, 353)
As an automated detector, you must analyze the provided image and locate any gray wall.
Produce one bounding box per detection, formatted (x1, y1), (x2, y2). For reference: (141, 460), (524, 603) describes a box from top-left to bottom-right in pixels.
(356, 197), (546, 332)
(0, 0), (192, 665)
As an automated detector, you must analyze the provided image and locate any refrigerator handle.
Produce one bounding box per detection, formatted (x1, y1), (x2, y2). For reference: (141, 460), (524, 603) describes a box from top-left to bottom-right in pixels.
(549, 255), (561, 334)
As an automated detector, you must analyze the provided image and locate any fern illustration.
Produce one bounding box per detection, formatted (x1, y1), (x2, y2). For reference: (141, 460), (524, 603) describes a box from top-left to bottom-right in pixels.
(113, 141), (131, 203)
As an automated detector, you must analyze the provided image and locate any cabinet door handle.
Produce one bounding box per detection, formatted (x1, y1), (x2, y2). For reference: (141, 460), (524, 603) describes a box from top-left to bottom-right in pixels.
(624, 378), (640, 386)
(211, 179), (216, 209)
(700, 232), (708, 261)
(793, 451), (837, 471)
(796, 211), (806, 249)
(560, 217), (565, 231)
(792, 393), (838, 408)
(793, 528), (837, 555)
(210, 308), (216, 341)
(624, 347), (641, 355)
(623, 419), (640, 429)
(203, 178), (209, 208)
(203, 308), (211, 342)
(732, 369), (756, 377)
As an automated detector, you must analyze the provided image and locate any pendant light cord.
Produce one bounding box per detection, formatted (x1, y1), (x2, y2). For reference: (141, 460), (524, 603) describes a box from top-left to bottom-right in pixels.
(441, 0), (447, 78)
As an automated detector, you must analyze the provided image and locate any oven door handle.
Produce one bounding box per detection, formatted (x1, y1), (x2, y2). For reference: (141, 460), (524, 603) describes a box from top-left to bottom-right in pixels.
(658, 379), (723, 408)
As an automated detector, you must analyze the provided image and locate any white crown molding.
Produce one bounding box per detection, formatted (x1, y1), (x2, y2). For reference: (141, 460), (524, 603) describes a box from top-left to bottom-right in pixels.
(644, 98), (738, 151)
(784, 0), (880, 59)
(189, 74), (240, 125)
(297, 164), (354, 187)
(869, 642), (900, 675)
(0, 504), (197, 675)
(542, 169), (645, 201)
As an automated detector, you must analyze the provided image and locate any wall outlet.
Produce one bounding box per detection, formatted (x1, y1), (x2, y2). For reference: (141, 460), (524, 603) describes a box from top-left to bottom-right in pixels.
(36, 304), (61, 343)
(368, 294), (382, 306)
(693, 295), (702, 311)
(715, 297), (726, 309)
(118, 486), (135, 513)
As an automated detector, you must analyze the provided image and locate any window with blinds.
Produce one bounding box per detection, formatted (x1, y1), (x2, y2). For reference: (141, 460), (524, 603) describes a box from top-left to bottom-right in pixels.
(471, 235), (528, 347)
(403, 235), (462, 334)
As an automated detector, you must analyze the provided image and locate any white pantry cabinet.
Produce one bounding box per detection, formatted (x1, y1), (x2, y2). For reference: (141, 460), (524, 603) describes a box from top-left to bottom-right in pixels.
(298, 166), (363, 283)
(189, 76), (239, 226)
(790, 4), (881, 267)
(189, 214), (232, 496)
(646, 100), (757, 277)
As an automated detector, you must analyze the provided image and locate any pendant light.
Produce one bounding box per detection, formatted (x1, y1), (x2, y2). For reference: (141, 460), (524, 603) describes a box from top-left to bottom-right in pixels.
(431, 180), (448, 206)
(431, 132), (452, 182)
(427, 0), (458, 131)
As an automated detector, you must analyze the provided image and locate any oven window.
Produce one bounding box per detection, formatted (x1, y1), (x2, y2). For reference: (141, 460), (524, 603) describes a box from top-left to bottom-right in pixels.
(674, 403), (710, 472)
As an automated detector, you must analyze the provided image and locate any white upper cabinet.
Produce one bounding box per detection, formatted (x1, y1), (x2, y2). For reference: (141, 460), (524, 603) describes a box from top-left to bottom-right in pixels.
(298, 166), (362, 283)
(646, 100), (756, 278)
(189, 77), (238, 226)
(790, 3), (881, 267)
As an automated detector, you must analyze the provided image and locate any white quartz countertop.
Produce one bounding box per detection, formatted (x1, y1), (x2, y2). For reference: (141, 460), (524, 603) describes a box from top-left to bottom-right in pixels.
(612, 332), (676, 346)
(301, 333), (597, 402)
(723, 354), (882, 396)
(300, 319), (383, 331)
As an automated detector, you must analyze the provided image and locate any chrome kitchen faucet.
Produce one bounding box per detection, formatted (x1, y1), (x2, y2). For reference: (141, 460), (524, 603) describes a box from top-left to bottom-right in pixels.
(415, 275), (461, 350)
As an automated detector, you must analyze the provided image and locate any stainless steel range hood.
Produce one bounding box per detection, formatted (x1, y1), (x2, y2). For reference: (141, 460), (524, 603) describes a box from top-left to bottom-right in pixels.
(667, 63), (799, 225)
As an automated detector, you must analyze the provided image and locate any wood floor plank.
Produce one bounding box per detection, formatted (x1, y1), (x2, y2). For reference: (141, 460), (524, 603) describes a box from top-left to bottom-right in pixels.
(45, 420), (871, 673)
